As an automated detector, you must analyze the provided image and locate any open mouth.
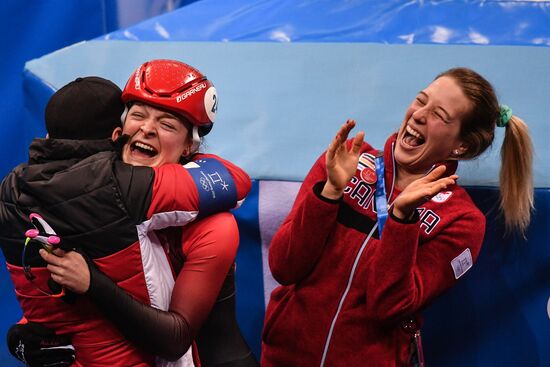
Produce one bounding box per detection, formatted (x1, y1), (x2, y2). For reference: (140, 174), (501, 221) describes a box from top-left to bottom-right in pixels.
(402, 125), (425, 147)
(130, 141), (158, 158)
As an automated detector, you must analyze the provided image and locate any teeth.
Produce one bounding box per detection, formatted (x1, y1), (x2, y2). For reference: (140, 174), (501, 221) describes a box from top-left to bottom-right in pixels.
(134, 142), (155, 152)
(406, 125), (424, 140)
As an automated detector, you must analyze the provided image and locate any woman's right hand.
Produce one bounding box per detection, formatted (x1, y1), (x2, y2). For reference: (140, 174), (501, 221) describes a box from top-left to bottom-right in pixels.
(39, 248), (91, 294)
(321, 119), (364, 200)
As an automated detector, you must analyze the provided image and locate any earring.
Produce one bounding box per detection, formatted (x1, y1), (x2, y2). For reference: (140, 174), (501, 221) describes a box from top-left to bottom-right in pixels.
(453, 149), (460, 155)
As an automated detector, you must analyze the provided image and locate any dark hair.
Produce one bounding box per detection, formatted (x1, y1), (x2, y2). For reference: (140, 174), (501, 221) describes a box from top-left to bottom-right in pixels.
(46, 77), (124, 140)
(436, 67), (533, 235)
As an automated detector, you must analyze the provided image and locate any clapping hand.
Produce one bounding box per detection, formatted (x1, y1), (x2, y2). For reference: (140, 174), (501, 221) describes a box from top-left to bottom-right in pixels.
(392, 165), (458, 220)
(322, 120), (365, 200)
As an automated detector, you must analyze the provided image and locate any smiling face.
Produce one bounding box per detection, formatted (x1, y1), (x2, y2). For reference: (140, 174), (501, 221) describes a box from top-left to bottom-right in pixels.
(116, 102), (192, 167)
(394, 76), (473, 178)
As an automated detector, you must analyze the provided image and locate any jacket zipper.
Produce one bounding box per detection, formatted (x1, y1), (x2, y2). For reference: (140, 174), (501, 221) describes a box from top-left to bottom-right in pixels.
(319, 223), (378, 367)
(319, 143), (397, 366)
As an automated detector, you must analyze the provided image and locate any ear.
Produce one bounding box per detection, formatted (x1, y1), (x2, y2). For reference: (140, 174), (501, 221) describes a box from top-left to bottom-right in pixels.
(180, 139), (194, 159)
(451, 143), (468, 158)
(457, 142), (469, 155)
(181, 127), (198, 159)
(111, 127), (123, 141)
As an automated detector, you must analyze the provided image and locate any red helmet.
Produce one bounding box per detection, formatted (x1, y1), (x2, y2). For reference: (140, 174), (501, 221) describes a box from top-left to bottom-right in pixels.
(121, 59), (217, 135)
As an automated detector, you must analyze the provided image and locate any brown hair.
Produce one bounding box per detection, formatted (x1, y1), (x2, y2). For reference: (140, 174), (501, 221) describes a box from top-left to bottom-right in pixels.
(436, 67), (533, 235)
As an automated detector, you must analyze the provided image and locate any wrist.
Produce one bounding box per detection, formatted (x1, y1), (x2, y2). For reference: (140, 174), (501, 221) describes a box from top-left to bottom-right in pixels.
(77, 251), (94, 295)
(390, 207), (418, 223)
(85, 264), (98, 296)
(321, 182), (344, 200)
(393, 207), (411, 220)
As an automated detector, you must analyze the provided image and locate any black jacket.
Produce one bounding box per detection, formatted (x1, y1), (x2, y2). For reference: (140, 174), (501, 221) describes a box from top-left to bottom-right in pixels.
(0, 138), (153, 265)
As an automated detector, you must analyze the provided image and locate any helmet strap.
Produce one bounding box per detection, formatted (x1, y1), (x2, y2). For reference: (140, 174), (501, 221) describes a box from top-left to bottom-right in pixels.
(190, 126), (201, 154)
(120, 105), (128, 125)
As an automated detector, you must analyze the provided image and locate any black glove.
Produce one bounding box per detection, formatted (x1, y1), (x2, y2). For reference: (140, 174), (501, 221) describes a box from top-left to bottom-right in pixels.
(6, 322), (75, 367)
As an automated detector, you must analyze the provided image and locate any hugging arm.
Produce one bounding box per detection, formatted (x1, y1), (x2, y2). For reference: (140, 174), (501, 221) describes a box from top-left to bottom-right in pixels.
(44, 213), (239, 361)
(114, 153), (251, 226)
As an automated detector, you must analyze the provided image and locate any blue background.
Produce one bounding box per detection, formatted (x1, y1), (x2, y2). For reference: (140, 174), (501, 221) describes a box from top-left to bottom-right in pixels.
(2, 1), (549, 366)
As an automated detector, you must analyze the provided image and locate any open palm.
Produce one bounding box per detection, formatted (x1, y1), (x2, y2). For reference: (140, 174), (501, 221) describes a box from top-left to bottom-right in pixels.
(322, 120), (364, 199)
(393, 165), (458, 219)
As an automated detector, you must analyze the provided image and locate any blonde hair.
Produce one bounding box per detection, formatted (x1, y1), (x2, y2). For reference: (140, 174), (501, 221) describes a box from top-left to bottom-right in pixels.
(499, 116), (533, 235)
(437, 68), (534, 235)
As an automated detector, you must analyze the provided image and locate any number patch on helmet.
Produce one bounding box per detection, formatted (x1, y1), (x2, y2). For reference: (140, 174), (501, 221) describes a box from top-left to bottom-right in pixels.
(204, 87), (217, 123)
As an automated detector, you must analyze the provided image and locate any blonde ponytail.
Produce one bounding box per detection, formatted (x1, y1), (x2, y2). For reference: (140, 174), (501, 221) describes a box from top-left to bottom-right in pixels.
(437, 68), (535, 236)
(499, 115), (534, 235)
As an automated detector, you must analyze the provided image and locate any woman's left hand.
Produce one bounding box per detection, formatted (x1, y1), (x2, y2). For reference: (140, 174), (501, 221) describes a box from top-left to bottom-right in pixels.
(39, 248), (91, 294)
(392, 165), (458, 220)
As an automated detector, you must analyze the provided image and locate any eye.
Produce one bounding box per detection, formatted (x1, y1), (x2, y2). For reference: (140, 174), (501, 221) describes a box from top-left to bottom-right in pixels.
(415, 97), (426, 106)
(160, 121), (176, 130)
(434, 109), (451, 123)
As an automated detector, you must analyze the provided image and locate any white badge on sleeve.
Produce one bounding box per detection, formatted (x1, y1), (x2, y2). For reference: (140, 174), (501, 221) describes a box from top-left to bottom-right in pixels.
(451, 248), (473, 279)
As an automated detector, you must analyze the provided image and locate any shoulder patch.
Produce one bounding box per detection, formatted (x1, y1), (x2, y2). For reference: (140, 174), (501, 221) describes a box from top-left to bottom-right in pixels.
(451, 248), (473, 279)
(431, 191), (453, 203)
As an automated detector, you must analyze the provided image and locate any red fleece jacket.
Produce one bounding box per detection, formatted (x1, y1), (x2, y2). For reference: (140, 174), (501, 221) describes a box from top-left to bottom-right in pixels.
(262, 134), (485, 367)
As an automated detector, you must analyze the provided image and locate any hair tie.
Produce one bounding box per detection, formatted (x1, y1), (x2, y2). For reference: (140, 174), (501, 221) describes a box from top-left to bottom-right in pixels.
(498, 105), (512, 128)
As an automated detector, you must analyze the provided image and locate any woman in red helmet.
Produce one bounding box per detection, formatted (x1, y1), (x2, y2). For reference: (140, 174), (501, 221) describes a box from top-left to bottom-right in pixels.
(49, 60), (258, 367)
(3, 60), (257, 366)
(41, 60), (258, 367)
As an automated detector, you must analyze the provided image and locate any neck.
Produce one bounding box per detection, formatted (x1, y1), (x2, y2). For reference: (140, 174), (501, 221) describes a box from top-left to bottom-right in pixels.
(395, 164), (425, 190)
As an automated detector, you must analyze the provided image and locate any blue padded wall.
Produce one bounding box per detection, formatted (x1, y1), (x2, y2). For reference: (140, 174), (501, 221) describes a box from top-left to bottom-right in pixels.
(3, 1), (550, 366)
(0, 2), (122, 365)
(103, 0), (550, 45)
(0, 1), (193, 365)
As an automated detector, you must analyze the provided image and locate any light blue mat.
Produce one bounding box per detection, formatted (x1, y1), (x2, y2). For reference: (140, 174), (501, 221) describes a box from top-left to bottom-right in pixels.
(25, 40), (550, 186)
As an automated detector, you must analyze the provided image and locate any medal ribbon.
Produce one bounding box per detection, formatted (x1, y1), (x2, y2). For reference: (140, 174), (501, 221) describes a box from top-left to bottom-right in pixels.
(374, 151), (388, 237)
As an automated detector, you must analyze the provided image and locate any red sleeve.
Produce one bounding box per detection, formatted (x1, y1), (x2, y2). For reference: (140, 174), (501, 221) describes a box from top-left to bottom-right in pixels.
(147, 163), (198, 218)
(169, 212), (239, 337)
(84, 212), (240, 360)
(268, 151), (341, 285)
(365, 201), (486, 321)
(146, 155), (251, 219)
